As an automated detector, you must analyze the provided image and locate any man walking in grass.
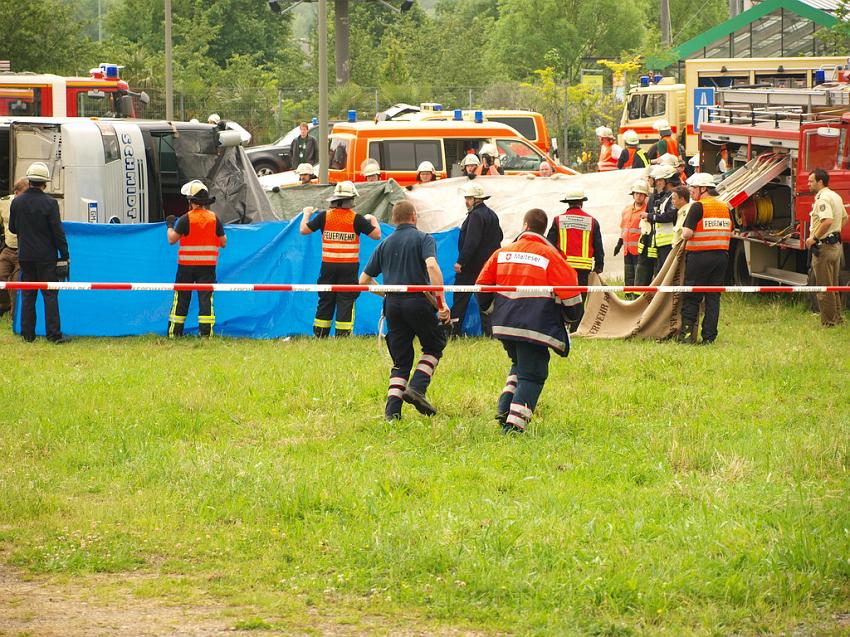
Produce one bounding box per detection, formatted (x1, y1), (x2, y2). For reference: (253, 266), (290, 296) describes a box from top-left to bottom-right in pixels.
(476, 208), (583, 434)
(360, 201), (450, 421)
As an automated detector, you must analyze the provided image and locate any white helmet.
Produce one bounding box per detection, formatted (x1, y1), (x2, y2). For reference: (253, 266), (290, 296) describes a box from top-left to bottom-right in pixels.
(652, 119), (672, 132)
(650, 164), (677, 181)
(595, 126), (614, 139)
(658, 153), (679, 167)
(623, 129), (640, 146)
(208, 113), (221, 125)
(25, 161), (50, 183)
(479, 143), (498, 158)
(688, 153), (701, 168)
(295, 163), (316, 176)
(686, 172), (716, 187)
(329, 180), (359, 201)
(630, 180), (650, 196)
(417, 160), (435, 173)
(461, 153), (481, 167)
(460, 181), (489, 199)
(560, 185), (588, 203)
(180, 179), (215, 204)
(361, 159), (381, 177)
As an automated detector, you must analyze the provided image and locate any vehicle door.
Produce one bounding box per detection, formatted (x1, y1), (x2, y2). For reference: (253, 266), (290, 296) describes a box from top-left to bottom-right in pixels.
(367, 138), (444, 186)
(11, 122), (64, 215)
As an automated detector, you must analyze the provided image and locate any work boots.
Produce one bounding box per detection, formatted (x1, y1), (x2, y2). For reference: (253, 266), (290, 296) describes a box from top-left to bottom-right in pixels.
(676, 322), (696, 344)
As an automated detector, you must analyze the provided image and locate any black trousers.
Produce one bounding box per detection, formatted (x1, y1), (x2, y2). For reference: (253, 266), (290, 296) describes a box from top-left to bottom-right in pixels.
(169, 265), (216, 337)
(568, 269), (590, 333)
(19, 261), (62, 341)
(635, 252), (657, 286)
(314, 262), (359, 337)
(384, 294), (447, 418)
(497, 340), (550, 431)
(653, 244), (672, 276)
(681, 250), (728, 342)
(450, 269), (491, 336)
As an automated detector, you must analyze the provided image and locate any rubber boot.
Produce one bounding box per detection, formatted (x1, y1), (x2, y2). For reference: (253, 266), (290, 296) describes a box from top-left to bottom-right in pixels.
(677, 321), (696, 344)
(313, 326), (331, 338)
(496, 373), (518, 426)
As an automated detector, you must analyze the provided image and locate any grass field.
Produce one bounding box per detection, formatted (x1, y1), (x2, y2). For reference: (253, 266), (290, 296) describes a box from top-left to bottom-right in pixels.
(0, 294), (849, 636)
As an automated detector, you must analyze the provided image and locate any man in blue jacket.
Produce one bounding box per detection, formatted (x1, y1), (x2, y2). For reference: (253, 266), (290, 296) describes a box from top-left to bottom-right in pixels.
(9, 162), (69, 343)
(450, 181), (503, 337)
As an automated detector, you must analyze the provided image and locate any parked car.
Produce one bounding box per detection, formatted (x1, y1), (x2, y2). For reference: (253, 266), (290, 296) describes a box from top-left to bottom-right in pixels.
(246, 121), (336, 177)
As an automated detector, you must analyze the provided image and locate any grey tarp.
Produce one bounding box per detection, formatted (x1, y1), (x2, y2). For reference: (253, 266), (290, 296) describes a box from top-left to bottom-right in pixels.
(577, 242), (686, 340)
(264, 179), (408, 221)
(173, 132), (278, 224)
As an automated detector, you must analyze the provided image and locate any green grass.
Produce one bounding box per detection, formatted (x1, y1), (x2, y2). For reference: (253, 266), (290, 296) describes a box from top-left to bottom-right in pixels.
(0, 295), (849, 636)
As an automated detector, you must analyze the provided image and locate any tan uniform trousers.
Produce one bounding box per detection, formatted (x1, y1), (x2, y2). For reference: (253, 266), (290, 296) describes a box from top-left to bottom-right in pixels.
(812, 242), (844, 326)
(0, 246), (20, 319)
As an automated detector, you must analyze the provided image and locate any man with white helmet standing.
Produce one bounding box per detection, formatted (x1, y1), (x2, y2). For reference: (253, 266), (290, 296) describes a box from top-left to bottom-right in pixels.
(647, 119), (682, 163)
(615, 180), (649, 295)
(678, 172), (734, 344)
(617, 130), (649, 170)
(460, 153), (481, 179)
(546, 185), (604, 330)
(165, 180), (227, 338)
(643, 163), (679, 275)
(9, 163), (69, 343)
(595, 126), (621, 172)
(450, 181), (503, 337)
(476, 144), (503, 176)
(300, 181), (381, 337)
(295, 163), (317, 185)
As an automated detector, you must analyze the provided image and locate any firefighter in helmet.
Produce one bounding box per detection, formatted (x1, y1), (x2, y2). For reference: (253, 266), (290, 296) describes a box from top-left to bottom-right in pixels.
(300, 181), (381, 337)
(295, 163), (317, 185)
(166, 180), (227, 337)
(461, 153), (481, 179)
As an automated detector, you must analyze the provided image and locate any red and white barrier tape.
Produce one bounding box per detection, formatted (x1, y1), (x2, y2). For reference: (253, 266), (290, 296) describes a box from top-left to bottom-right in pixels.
(1, 282), (848, 293)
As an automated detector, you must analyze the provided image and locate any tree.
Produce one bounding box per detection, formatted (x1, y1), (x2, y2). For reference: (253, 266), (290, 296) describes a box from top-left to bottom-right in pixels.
(0, 0), (94, 73)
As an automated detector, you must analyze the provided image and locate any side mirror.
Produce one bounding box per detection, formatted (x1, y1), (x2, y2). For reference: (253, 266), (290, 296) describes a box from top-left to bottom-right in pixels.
(117, 94), (134, 117)
(139, 91), (150, 106)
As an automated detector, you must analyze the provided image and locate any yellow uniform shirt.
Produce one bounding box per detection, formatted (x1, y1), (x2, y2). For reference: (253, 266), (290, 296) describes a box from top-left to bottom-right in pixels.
(0, 195), (17, 250)
(811, 187), (847, 236)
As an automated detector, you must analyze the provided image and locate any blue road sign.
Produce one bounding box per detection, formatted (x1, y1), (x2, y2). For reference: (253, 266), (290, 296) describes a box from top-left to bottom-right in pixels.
(693, 87), (715, 133)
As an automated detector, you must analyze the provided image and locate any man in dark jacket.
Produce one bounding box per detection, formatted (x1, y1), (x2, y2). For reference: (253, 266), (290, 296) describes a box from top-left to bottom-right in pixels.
(450, 181), (503, 336)
(289, 122), (318, 167)
(9, 162), (69, 343)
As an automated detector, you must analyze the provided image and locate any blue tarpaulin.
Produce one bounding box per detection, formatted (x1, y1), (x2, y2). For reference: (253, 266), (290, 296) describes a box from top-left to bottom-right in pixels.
(14, 221), (483, 338)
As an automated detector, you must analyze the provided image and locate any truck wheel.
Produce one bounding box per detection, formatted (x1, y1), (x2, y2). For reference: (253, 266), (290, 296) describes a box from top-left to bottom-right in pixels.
(254, 161), (278, 177)
(732, 241), (752, 286)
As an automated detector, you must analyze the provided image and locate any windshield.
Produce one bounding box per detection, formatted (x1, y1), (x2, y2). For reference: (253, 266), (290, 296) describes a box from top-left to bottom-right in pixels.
(329, 137), (349, 170)
(496, 139), (546, 171)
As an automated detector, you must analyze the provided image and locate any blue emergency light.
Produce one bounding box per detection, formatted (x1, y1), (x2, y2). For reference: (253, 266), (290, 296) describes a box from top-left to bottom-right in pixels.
(474, 110), (483, 123)
(433, 103), (443, 111)
(100, 63), (120, 80)
(453, 109), (462, 121)
(640, 75), (650, 87)
(815, 69), (826, 85)
(347, 109), (357, 122)
(653, 74), (662, 84)
(311, 117), (318, 125)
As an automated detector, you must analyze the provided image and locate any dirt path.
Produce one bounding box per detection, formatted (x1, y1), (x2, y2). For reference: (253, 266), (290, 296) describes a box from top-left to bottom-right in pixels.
(0, 566), (491, 637)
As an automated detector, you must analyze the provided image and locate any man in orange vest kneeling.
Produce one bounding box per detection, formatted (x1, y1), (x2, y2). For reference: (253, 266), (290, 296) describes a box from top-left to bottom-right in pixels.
(166, 180), (227, 338)
(301, 181), (381, 337)
(678, 172), (733, 344)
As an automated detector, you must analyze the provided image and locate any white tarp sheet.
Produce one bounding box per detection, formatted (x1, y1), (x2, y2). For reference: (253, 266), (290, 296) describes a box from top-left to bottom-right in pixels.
(403, 171), (647, 278)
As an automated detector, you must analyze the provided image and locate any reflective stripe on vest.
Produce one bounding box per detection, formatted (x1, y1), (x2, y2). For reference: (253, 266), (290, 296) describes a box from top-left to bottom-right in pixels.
(623, 203), (644, 257)
(687, 197), (733, 252)
(557, 209), (595, 271)
(178, 209), (220, 267)
(654, 195), (675, 247)
(321, 207), (360, 263)
(623, 147), (648, 169)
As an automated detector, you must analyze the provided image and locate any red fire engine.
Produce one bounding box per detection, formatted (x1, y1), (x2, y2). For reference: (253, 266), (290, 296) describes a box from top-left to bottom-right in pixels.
(699, 84), (850, 286)
(0, 63), (148, 118)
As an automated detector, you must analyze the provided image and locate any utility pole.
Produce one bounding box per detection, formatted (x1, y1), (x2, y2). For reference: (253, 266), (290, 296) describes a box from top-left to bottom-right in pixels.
(165, 0), (174, 120)
(660, 0), (671, 46)
(319, 0), (329, 182)
(729, 0), (741, 17)
(335, 0), (350, 85)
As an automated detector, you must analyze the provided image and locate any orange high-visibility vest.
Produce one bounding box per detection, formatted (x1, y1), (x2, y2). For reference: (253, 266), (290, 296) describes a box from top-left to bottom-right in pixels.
(621, 203), (645, 257)
(622, 147), (648, 169)
(321, 207), (360, 263)
(177, 209), (221, 266)
(686, 197), (733, 252)
(598, 142), (618, 172)
(555, 207), (598, 270)
(661, 135), (679, 157)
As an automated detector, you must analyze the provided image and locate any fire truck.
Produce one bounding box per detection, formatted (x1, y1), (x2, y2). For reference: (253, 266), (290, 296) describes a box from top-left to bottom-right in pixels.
(699, 83), (850, 286)
(0, 63), (149, 119)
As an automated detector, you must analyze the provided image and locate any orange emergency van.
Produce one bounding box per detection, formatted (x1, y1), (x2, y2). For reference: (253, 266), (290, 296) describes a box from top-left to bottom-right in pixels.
(327, 120), (572, 186)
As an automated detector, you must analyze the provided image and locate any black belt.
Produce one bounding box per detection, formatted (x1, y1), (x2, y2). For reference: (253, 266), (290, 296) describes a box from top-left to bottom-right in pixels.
(822, 232), (841, 245)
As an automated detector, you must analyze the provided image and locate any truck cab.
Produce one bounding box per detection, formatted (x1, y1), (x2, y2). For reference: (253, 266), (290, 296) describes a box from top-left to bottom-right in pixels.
(618, 78), (685, 152)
